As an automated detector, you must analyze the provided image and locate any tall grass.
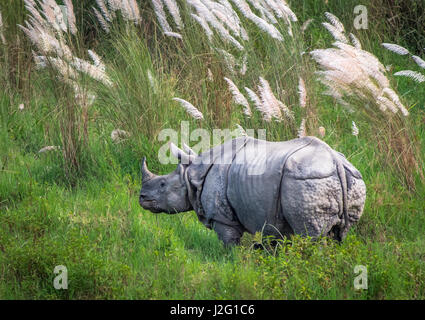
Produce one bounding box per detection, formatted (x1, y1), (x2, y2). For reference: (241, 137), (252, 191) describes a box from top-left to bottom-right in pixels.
(1, 0), (425, 299)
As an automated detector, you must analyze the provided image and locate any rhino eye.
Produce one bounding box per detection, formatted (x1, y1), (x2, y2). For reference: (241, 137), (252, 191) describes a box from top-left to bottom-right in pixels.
(160, 181), (166, 188)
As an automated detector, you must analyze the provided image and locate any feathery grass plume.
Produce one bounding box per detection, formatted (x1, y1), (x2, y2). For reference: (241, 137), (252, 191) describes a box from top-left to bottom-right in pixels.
(96, 0), (113, 22)
(247, 0), (277, 24)
(229, 0), (283, 40)
(0, 10), (5, 45)
(202, 0), (239, 31)
(264, 0), (297, 23)
(191, 14), (213, 40)
(318, 126), (326, 138)
(163, 0), (183, 29)
(64, 0), (77, 34)
(235, 124), (247, 136)
(49, 57), (78, 79)
(382, 87), (409, 116)
(107, 0), (120, 12)
(164, 31), (183, 39)
(111, 129), (130, 143)
(262, 0), (281, 18)
(88, 50), (105, 70)
(152, 0), (172, 32)
(349, 33), (361, 50)
(71, 57), (113, 87)
(224, 77), (252, 116)
(311, 38), (406, 116)
(411, 55), (425, 69)
(245, 86), (272, 122)
(240, 54), (247, 75)
(298, 77), (307, 107)
(216, 48), (236, 73)
(325, 12), (345, 33)
(173, 98), (204, 120)
(297, 118), (306, 138)
(301, 18), (313, 33)
(32, 51), (47, 68)
(188, 0), (244, 50)
(147, 69), (157, 92)
(277, 1), (298, 22)
(258, 77), (282, 120)
(376, 95), (398, 113)
(259, 77), (294, 120)
(394, 70), (425, 83)
(38, 145), (60, 153)
(39, 0), (62, 32)
(93, 8), (111, 33)
(382, 43), (410, 55)
(322, 22), (348, 43)
(127, 0), (142, 24)
(207, 68), (214, 81)
(212, 8), (240, 38)
(351, 121), (359, 136)
(75, 90), (96, 107)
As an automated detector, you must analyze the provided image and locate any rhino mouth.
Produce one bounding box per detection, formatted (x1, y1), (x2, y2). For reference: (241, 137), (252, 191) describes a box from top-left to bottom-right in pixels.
(140, 199), (162, 213)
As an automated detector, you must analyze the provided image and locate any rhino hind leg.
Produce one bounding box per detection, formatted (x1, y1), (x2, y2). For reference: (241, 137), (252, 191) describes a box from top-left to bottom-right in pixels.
(212, 221), (243, 246)
(280, 175), (344, 240)
(342, 171), (367, 238)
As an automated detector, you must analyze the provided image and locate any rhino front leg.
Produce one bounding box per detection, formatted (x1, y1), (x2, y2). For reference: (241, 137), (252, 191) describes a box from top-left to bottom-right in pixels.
(212, 221), (243, 246)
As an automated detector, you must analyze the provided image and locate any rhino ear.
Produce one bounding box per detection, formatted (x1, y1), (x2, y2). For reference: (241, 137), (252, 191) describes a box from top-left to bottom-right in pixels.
(170, 142), (194, 165)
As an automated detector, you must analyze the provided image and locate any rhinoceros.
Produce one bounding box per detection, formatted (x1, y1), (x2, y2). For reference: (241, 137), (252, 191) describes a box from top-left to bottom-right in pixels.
(139, 136), (366, 246)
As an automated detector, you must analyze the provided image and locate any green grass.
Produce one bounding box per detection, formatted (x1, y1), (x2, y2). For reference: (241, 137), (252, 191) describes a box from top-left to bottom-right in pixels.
(1, 0), (425, 299)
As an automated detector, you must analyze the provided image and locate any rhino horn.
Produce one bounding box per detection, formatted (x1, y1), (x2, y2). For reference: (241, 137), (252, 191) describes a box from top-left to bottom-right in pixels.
(170, 142), (194, 165)
(183, 143), (197, 156)
(141, 157), (156, 183)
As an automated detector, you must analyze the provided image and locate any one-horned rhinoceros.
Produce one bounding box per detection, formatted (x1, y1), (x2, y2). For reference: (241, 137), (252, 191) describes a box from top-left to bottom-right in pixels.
(139, 136), (366, 246)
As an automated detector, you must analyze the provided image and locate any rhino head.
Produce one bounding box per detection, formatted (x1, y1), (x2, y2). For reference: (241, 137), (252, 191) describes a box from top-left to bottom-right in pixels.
(139, 143), (196, 214)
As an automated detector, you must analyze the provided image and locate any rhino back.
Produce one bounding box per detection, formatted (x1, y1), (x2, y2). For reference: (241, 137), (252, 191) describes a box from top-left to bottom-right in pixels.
(226, 137), (316, 234)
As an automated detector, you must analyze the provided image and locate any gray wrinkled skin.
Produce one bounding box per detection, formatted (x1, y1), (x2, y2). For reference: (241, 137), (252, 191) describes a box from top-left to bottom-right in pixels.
(139, 136), (366, 246)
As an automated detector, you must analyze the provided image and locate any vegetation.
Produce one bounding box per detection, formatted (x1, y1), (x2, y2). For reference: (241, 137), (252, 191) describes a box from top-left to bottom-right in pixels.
(0, 0), (424, 299)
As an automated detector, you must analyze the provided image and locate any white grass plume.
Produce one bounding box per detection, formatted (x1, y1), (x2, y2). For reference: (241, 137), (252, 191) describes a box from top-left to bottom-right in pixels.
(322, 22), (348, 43)
(301, 18), (313, 33)
(351, 121), (359, 137)
(312, 17), (408, 117)
(229, 0), (283, 40)
(382, 43), (409, 55)
(173, 97), (204, 120)
(0, 10), (5, 45)
(245, 86), (272, 122)
(96, 0), (112, 22)
(325, 12), (345, 33)
(394, 70), (425, 83)
(111, 129), (130, 143)
(38, 145), (60, 153)
(191, 14), (213, 40)
(258, 77), (282, 120)
(93, 8), (110, 33)
(349, 33), (361, 50)
(224, 77), (252, 116)
(318, 126), (326, 138)
(164, 31), (183, 39)
(298, 77), (307, 107)
(163, 0), (183, 29)
(152, 0), (172, 33)
(411, 55), (425, 69)
(297, 118), (306, 138)
(235, 124), (247, 136)
(64, 0), (77, 34)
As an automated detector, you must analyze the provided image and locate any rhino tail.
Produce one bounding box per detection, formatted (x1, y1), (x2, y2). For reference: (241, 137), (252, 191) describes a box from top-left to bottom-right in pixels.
(334, 152), (349, 241)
